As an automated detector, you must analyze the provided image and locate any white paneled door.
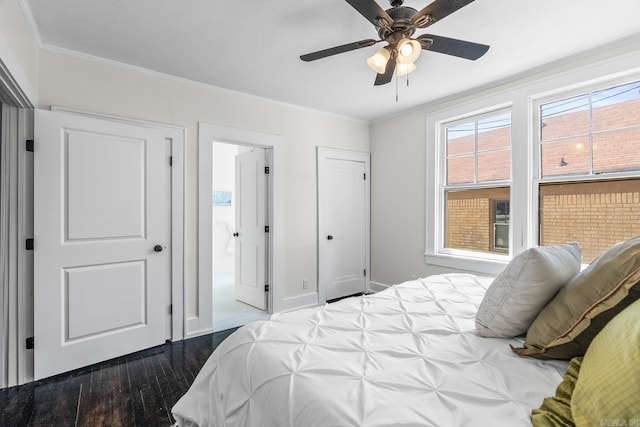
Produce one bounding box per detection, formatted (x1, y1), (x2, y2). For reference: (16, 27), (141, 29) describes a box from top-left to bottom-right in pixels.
(33, 110), (170, 380)
(318, 148), (370, 302)
(234, 149), (267, 310)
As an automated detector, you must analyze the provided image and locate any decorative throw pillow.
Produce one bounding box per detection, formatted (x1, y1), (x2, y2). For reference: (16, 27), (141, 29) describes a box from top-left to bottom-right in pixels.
(531, 357), (582, 427)
(571, 298), (640, 424)
(513, 236), (640, 360)
(475, 242), (581, 338)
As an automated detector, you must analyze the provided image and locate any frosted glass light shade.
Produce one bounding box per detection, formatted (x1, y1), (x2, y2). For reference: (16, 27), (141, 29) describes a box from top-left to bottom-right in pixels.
(367, 48), (391, 74)
(397, 38), (421, 64)
(396, 62), (417, 76)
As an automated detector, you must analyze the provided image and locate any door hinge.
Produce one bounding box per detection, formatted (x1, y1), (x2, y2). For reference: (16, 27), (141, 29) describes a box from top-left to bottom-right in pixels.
(26, 139), (34, 152)
(364, 173), (366, 180)
(265, 166), (270, 174)
(169, 304), (173, 315)
(265, 225), (269, 233)
(25, 238), (34, 251)
(364, 269), (367, 277)
(26, 337), (34, 350)
(265, 284), (269, 292)
(169, 156), (173, 166)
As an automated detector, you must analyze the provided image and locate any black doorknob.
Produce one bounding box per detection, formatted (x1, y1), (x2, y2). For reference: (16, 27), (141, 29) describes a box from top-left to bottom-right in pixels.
(153, 245), (164, 252)
(233, 232), (239, 237)
(327, 235), (333, 240)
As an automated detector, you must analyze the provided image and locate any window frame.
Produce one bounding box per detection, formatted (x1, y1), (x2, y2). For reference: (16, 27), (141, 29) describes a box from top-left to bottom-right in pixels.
(427, 104), (514, 274)
(425, 66), (640, 276)
(531, 75), (640, 257)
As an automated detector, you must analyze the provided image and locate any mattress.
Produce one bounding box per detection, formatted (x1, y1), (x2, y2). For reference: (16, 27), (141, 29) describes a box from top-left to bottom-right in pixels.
(172, 273), (568, 427)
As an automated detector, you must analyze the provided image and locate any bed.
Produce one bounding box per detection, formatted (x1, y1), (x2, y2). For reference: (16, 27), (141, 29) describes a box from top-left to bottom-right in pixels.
(172, 273), (569, 426)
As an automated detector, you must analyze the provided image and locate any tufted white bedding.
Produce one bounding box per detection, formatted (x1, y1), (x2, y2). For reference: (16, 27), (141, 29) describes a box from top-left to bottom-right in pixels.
(172, 273), (568, 427)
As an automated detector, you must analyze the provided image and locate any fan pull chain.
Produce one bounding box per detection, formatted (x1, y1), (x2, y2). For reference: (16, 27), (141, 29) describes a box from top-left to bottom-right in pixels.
(395, 66), (399, 102)
(393, 63), (412, 102)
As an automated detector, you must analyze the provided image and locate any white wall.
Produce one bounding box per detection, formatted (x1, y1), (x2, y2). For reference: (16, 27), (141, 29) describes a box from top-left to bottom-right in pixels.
(36, 48), (371, 318)
(0, 0), (39, 105)
(370, 35), (640, 287)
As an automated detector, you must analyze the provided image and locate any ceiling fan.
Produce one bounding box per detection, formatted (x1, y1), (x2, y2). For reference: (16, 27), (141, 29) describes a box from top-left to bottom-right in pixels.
(300, 0), (490, 86)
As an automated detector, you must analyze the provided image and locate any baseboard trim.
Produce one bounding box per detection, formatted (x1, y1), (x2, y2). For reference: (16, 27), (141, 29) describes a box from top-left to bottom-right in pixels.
(369, 281), (390, 293)
(279, 292), (319, 312)
(213, 313), (270, 333)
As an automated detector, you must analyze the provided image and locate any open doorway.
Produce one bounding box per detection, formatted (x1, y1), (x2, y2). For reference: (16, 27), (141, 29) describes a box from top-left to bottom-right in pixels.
(212, 142), (269, 332)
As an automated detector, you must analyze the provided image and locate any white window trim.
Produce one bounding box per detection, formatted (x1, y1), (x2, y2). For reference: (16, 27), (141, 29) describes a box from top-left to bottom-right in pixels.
(426, 102), (514, 275)
(530, 74), (640, 259)
(425, 60), (640, 276)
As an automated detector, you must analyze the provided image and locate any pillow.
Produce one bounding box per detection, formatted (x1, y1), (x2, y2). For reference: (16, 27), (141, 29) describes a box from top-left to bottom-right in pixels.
(513, 236), (640, 360)
(571, 298), (640, 424)
(531, 357), (582, 427)
(475, 242), (581, 338)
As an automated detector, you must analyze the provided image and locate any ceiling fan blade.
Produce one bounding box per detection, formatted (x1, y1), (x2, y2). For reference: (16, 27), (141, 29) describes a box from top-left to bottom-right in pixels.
(418, 34), (489, 60)
(412, 0), (475, 28)
(300, 39), (379, 62)
(374, 56), (396, 86)
(344, 0), (393, 28)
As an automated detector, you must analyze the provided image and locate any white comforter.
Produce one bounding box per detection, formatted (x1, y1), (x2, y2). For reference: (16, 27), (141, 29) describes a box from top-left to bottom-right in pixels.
(172, 273), (568, 427)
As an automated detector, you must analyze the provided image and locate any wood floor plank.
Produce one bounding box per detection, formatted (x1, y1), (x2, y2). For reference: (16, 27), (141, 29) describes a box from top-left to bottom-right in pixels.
(0, 385), (35, 426)
(27, 374), (83, 426)
(0, 328), (238, 426)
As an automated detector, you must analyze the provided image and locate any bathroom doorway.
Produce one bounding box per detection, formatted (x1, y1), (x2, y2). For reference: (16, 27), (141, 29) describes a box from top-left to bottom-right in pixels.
(212, 142), (269, 331)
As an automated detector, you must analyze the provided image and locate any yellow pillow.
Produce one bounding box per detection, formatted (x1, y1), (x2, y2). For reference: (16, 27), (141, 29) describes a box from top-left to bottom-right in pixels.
(571, 298), (640, 425)
(531, 357), (582, 427)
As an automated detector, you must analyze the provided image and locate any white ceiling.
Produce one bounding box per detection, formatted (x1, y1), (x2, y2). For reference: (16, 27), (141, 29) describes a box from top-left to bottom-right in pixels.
(25, 0), (640, 122)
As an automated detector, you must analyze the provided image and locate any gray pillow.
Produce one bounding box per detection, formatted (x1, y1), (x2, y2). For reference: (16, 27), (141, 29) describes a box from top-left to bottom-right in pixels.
(475, 242), (581, 338)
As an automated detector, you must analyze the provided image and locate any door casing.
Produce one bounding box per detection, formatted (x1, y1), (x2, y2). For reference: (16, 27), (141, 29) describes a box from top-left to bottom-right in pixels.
(197, 123), (284, 338)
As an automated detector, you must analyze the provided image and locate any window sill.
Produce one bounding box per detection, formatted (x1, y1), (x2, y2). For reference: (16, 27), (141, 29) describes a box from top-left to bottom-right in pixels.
(424, 252), (508, 276)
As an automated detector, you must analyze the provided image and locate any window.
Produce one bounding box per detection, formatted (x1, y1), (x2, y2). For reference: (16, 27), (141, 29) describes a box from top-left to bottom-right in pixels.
(537, 79), (640, 263)
(442, 111), (512, 257)
(426, 65), (640, 276)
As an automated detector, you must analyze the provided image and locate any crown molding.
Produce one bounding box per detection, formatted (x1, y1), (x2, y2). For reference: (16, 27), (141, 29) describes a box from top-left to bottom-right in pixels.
(39, 44), (369, 125)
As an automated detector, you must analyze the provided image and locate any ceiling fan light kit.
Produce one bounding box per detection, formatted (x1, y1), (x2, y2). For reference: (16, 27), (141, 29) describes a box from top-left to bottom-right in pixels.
(397, 38), (421, 64)
(367, 47), (391, 73)
(300, 0), (490, 87)
(396, 62), (417, 77)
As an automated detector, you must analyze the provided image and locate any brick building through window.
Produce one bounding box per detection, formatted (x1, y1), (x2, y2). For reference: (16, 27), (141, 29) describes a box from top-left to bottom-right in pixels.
(445, 83), (640, 262)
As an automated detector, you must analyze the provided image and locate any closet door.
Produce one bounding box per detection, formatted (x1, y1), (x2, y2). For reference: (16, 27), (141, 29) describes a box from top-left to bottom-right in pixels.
(318, 147), (370, 302)
(33, 109), (170, 380)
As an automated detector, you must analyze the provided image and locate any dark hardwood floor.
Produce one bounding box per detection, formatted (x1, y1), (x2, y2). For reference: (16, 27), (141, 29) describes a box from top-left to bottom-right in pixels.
(0, 328), (237, 427)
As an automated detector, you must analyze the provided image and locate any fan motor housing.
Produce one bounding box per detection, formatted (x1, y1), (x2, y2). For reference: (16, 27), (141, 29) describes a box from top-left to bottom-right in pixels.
(378, 6), (418, 41)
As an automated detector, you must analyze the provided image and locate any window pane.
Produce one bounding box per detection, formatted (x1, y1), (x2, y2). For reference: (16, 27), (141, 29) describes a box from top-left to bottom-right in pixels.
(477, 113), (511, 151)
(446, 111), (512, 185)
(540, 137), (590, 177)
(540, 94), (590, 141)
(478, 149), (511, 182)
(592, 81), (640, 132)
(539, 180), (640, 263)
(447, 123), (475, 155)
(445, 187), (510, 254)
(447, 155), (474, 184)
(593, 128), (640, 173)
